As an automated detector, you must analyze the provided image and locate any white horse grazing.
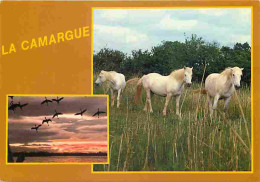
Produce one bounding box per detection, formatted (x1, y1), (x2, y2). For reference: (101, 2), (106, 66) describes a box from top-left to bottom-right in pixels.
(95, 70), (126, 108)
(205, 67), (243, 115)
(134, 67), (193, 116)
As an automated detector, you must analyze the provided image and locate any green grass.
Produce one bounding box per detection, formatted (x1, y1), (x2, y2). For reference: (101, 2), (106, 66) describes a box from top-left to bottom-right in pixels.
(93, 75), (251, 171)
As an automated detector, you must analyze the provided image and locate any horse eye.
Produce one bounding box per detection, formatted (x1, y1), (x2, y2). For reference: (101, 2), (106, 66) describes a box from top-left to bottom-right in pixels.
(232, 74), (235, 76)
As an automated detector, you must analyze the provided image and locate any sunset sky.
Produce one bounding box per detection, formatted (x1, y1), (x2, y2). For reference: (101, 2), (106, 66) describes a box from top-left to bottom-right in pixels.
(8, 96), (107, 154)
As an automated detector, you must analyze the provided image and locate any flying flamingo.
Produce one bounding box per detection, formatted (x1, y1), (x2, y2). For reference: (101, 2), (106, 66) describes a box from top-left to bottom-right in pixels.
(41, 97), (52, 106)
(8, 102), (20, 113)
(93, 108), (106, 118)
(52, 110), (63, 119)
(42, 117), (52, 126)
(31, 124), (42, 133)
(75, 108), (87, 116)
(18, 102), (28, 110)
(52, 97), (64, 104)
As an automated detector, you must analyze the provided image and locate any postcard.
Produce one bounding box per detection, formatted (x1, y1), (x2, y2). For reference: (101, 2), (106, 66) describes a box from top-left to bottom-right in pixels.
(0, 0), (259, 181)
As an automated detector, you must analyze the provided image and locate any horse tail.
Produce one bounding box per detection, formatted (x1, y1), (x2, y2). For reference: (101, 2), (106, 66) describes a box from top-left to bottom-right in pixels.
(126, 77), (139, 85)
(193, 88), (207, 94)
(134, 77), (144, 104)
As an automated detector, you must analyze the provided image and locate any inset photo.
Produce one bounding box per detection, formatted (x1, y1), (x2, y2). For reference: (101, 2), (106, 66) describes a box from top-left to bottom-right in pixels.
(7, 95), (108, 164)
(93, 8), (251, 172)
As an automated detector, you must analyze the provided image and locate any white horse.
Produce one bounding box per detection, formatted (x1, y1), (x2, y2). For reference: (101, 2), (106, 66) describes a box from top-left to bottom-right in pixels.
(95, 70), (126, 108)
(204, 67), (243, 115)
(134, 67), (193, 116)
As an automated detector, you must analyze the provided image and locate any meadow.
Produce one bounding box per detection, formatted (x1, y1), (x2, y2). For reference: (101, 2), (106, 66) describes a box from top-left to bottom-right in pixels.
(93, 74), (251, 171)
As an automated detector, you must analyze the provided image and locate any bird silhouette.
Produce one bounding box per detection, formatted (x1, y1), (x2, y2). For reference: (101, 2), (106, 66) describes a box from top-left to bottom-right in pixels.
(31, 124), (42, 133)
(75, 108), (87, 116)
(18, 102), (28, 110)
(92, 108), (106, 118)
(41, 97), (52, 106)
(8, 102), (20, 113)
(52, 110), (63, 119)
(42, 117), (52, 126)
(52, 97), (64, 104)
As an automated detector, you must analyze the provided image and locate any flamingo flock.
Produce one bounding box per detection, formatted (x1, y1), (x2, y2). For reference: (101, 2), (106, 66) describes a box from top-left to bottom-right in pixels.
(8, 96), (107, 133)
(8, 102), (29, 112)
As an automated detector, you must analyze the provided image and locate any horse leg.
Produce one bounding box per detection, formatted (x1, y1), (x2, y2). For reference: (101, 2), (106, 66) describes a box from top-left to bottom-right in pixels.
(163, 93), (172, 116)
(117, 89), (122, 108)
(207, 94), (213, 116)
(224, 96), (231, 111)
(146, 89), (153, 113)
(110, 88), (115, 107)
(144, 96), (148, 111)
(175, 94), (181, 117)
(212, 94), (220, 110)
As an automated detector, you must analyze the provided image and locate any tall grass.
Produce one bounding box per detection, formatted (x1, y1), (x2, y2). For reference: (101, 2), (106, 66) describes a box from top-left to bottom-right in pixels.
(93, 74), (251, 171)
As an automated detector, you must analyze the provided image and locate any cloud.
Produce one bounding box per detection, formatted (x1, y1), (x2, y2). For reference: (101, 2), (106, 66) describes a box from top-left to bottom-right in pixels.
(230, 34), (251, 45)
(234, 9), (251, 24)
(100, 9), (128, 21)
(94, 24), (151, 53)
(159, 15), (198, 30)
(198, 9), (228, 16)
(94, 8), (251, 54)
(94, 24), (148, 44)
(10, 141), (107, 153)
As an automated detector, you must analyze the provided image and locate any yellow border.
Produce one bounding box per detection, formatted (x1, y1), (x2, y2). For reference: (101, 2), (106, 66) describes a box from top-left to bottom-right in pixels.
(250, 5), (254, 174)
(6, 94), (110, 165)
(91, 6), (253, 173)
(91, 7), (94, 95)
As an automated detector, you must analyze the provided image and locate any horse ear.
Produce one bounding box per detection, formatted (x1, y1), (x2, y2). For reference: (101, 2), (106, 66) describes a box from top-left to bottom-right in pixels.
(191, 67), (193, 70)
(183, 66), (186, 70)
(241, 68), (244, 71)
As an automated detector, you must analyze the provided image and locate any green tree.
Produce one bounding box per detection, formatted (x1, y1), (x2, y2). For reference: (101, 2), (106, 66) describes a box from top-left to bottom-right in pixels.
(93, 35), (251, 85)
(151, 41), (186, 75)
(93, 48), (126, 73)
(184, 34), (220, 82)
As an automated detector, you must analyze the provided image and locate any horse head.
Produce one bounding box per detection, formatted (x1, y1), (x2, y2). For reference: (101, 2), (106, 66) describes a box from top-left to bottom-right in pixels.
(95, 70), (107, 86)
(183, 66), (193, 87)
(231, 67), (243, 89)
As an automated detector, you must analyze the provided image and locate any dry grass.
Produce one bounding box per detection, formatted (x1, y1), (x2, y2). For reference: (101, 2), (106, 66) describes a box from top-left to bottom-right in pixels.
(93, 74), (251, 171)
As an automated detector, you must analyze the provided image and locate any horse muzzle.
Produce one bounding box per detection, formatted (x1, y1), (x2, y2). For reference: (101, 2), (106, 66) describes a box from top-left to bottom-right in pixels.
(186, 83), (192, 87)
(95, 82), (101, 86)
(235, 85), (241, 90)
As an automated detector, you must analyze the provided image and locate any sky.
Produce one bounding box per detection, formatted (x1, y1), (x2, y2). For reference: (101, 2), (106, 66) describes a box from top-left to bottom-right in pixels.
(94, 8), (251, 55)
(8, 96), (107, 154)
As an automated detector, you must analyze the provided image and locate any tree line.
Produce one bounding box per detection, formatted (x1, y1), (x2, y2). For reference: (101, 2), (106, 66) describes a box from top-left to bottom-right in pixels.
(94, 34), (251, 85)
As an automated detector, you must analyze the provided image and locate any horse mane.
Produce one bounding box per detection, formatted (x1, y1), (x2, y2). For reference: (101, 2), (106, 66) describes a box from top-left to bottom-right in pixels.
(220, 67), (232, 77)
(126, 77), (139, 85)
(170, 68), (185, 81)
(101, 71), (114, 81)
(109, 71), (117, 74)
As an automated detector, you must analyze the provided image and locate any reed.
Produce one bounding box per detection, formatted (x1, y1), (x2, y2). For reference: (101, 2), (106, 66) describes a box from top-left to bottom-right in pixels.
(93, 74), (251, 171)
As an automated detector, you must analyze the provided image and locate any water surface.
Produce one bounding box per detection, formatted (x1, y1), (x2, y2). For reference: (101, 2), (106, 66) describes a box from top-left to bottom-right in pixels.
(15, 156), (107, 163)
